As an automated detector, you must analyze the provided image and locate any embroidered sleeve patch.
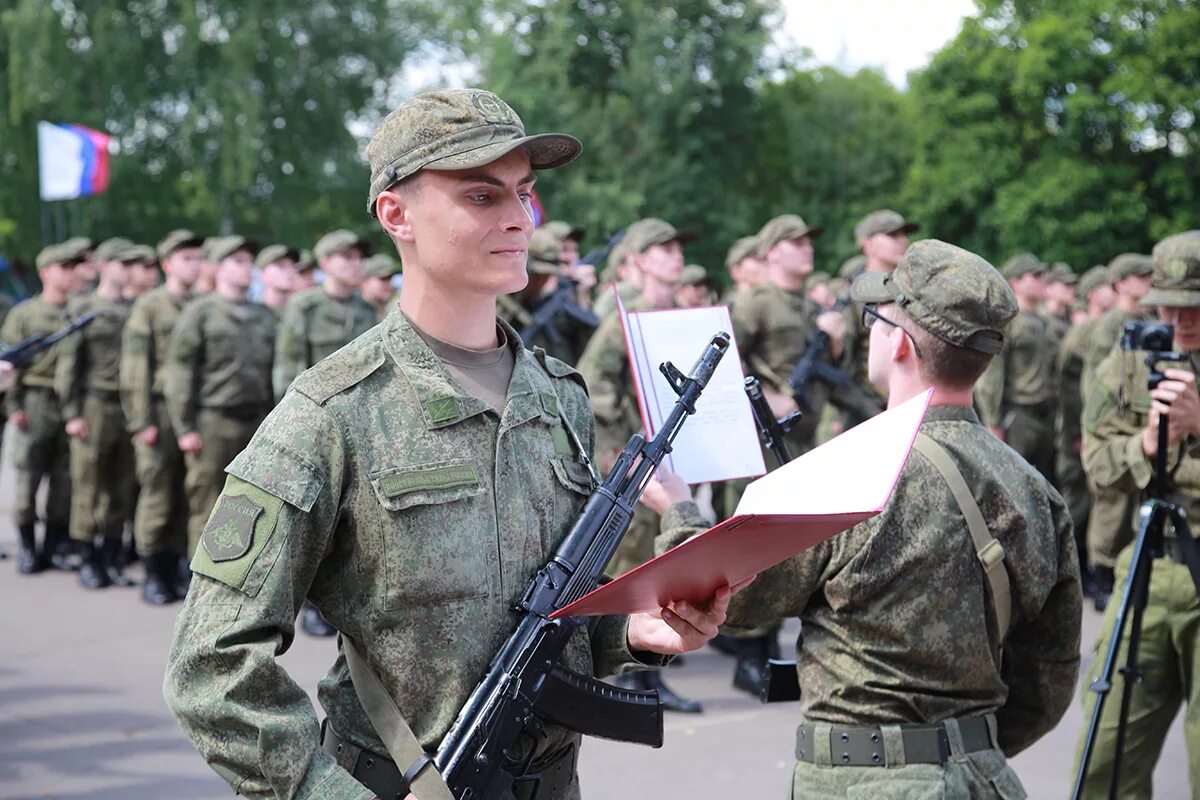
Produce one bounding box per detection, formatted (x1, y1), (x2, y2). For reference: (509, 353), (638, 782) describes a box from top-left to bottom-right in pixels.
(202, 494), (263, 562)
(377, 463), (480, 499)
(191, 479), (285, 593)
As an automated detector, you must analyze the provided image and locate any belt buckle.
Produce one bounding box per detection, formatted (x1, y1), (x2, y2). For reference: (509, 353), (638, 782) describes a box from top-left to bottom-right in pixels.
(936, 727), (951, 763)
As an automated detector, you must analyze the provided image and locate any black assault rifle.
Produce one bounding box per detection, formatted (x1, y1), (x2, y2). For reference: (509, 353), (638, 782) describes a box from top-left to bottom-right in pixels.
(0, 311), (99, 369)
(787, 298), (852, 414)
(519, 231), (622, 347)
(433, 332), (730, 799)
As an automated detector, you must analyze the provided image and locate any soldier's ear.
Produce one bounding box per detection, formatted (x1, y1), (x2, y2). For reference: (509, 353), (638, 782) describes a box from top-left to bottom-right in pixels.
(376, 189), (415, 244)
(892, 324), (912, 363)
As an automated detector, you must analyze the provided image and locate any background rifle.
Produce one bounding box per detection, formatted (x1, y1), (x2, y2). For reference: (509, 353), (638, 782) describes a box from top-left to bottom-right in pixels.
(433, 332), (730, 799)
(787, 297), (852, 414)
(744, 375), (799, 467)
(519, 230), (624, 346)
(0, 311), (98, 369)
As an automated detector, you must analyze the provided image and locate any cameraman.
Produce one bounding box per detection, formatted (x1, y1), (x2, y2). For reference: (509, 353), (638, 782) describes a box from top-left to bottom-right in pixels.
(1076, 230), (1200, 797)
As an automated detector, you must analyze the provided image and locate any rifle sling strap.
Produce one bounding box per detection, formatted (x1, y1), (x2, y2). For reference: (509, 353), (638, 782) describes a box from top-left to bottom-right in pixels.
(341, 635), (456, 800)
(912, 434), (1013, 661)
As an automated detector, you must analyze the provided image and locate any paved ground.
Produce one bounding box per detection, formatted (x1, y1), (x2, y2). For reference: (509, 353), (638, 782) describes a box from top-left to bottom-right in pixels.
(0, 452), (1189, 798)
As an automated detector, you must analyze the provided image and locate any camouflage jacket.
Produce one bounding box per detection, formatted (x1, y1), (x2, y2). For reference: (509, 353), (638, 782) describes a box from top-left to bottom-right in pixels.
(1, 295), (72, 414)
(163, 309), (665, 799)
(1079, 306), (1155, 394)
(1082, 348), (1200, 547)
(576, 295), (657, 456)
(658, 405), (1081, 757)
(163, 294), (276, 434)
(120, 285), (192, 432)
(273, 286), (377, 401)
(55, 292), (131, 418)
(975, 310), (1058, 427)
(1057, 315), (1102, 451)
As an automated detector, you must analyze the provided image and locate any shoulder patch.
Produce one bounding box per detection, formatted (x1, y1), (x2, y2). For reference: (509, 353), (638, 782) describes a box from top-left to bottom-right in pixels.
(292, 334), (386, 405)
(201, 494), (262, 561)
(191, 479), (285, 594)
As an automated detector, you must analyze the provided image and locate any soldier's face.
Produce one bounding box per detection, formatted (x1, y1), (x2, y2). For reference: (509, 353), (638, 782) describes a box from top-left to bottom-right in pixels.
(738, 256), (767, 287)
(218, 250), (255, 290)
(863, 231), (908, 269)
(294, 269), (317, 290)
(1159, 306), (1200, 352)
(165, 246), (204, 286)
(1117, 273), (1152, 300)
(1090, 283), (1116, 310)
(323, 248), (365, 289)
(361, 275), (394, 304)
(560, 239), (580, 266)
(771, 236), (814, 276)
(261, 260), (298, 292)
(1047, 281), (1075, 305)
(392, 149), (536, 297)
(40, 262), (78, 294)
(637, 240), (684, 285)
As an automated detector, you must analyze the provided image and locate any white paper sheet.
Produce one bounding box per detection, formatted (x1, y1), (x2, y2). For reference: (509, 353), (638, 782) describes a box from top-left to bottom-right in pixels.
(616, 295), (766, 484)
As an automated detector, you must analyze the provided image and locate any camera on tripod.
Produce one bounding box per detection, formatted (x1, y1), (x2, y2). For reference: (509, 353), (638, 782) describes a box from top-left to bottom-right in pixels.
(1120, 321), (1186, 388)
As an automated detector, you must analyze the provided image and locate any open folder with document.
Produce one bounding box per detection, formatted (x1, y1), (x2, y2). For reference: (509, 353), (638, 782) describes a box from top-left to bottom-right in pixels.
(552, 388), (933, 618)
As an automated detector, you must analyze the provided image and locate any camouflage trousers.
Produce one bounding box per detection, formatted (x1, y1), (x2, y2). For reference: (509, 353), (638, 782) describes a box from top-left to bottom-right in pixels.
(10, 386), (70, 528)
(132, 403), (188, 558)
(183, 408), (267, 559)
(69, 392), (135, 542)
(1086, 486), (1136, 570)
(791, 746), (1026, 799)
(1073, 546), (1200, 799)
(1056, 449), (1091, 573)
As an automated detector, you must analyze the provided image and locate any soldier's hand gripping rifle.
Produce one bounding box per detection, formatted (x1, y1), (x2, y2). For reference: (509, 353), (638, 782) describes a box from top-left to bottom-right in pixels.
(744, 375), (800, 467)
(433, 332), (730, 799)
(787, 298), (852, 414)
(519, 231), (622, 347)
(0, 311), (99, 369)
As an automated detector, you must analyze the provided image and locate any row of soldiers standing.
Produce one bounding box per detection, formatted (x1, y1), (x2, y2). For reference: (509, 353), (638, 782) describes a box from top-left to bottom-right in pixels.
(3, 229), (401, 636)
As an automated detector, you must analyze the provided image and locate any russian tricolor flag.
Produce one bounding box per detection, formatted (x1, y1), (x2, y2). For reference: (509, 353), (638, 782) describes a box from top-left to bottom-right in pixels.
(37, 122), (113, 201)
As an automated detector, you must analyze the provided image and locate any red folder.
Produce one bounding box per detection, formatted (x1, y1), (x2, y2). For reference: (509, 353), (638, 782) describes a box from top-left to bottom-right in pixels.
(552, 389), (932, 618)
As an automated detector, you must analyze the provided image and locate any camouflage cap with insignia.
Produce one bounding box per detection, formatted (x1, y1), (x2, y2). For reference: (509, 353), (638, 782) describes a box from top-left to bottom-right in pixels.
(314, 229), (370, 261)
(1077, 265), (1112, 299)
(527, 226), (564, 275)
(157, 229), (205, 261)
(854, 209), (919, 245)
(1108, 252), (1154, 281)
(851, 239), (1018, 355)
(680, 265), (709, 287)
(725, 236), (758, 270)
(206, 235), (258, 263)
(363, 253), (401, 279)
(35, 238), (92, 270)
(94, 236), (136, 263)
(755, 214), (823, 259)
(255, 244), (300, 269)
(1047, 262), (1078, 285)
(366, 88), (583, 218)
(296, 249), (316, 273)
(622, 218), (691, 255)
(1000, 252), (1046, 280)
(1141, 231), (1200, 308)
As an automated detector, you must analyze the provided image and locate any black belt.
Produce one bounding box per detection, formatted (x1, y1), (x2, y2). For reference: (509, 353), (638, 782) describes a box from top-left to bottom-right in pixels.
(796, 715), (996, 767)
(199, 404), (268, 421)
(86, 387), (121, 400)
(320, 723), (576, 800)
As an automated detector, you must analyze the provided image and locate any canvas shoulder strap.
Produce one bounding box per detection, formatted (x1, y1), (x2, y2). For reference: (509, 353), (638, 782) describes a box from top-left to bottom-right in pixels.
(912, 433), (1013, 652)
(340, 635), (455, 800)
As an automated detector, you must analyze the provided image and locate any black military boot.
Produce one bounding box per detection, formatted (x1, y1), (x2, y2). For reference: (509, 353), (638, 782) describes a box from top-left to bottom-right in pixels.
(102, 537), (136, 587)
(17, 524), (42, 574)
(732, 633), (780, 697)
(44, 524), (78, 571)
(643, 670), (703, 714)
(301, 602), (337, 637)
(141, 553), (178, 605)
(77, 541), (112, 590)
(1093, 566), (1115, 612)
(173, 554), (192, 599)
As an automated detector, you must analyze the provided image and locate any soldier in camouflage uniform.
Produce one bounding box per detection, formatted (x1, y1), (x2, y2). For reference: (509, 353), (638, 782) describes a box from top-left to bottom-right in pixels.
(123, 244), (160, 301)
(592, 236), (640, 320)
(257, 243), (300, 319)
(361, 253), (401, 321)
(1043, 263), (1077, 339)
(3, 240), (88, 574)
(1079, 252), (1155, 609)
(720, 235), (765, 306)
(273, 229), (375, 401)
(163, 88), (730, 800)
(1056, 266), (1116, 599)
(577, 217), (706, 713)
(164, 235), (275, 569)
(294, 248), (317, 291)
(1075, 231), (1200, 797)
(56, 237), (139, 589)
(120, 228), (206, 604)
(676, 264), (713, 308)
(976, 253), (1057, 481)
(662, 239), (1082, 798)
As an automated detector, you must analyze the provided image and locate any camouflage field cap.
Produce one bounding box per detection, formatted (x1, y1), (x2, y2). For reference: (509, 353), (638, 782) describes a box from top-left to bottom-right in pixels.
(851, 239), (1017, 354)
(94, 237), (135, 263)
(315, 229), (370, 261)
(123, 244), (157, 264)
(206, 235), (258, 263)
(541, 220), (584, 243)
(296, 249), (316, 273)
(527, 226), (564, 274)
(363, 253), (401, 279)
(1000, 252), (1046, 280)
(62, 236), (94, 255)
(725, 236), (758, 270)
(255, 244), (300, 269)
(854, 209), (919, 244)
(1048, 263), (1078, 285)
(36, 238), (92, 269)
(1108, 252), (1154, 281)
(680, 264), (709, 287)
(366, 89), (583, 217)
(157, 229), (205, 261)
(623, 218), (691, 255)
(755, 214), (823, 259)
(839, 254), (867, 280)
(1077, 265), (1112, 299)
(1141, 231), (1200, 308)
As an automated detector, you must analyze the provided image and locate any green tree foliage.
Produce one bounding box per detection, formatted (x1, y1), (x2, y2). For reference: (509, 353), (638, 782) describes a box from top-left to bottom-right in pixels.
(903, 0), (1199, 267)
(0, 0), (431, 266)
